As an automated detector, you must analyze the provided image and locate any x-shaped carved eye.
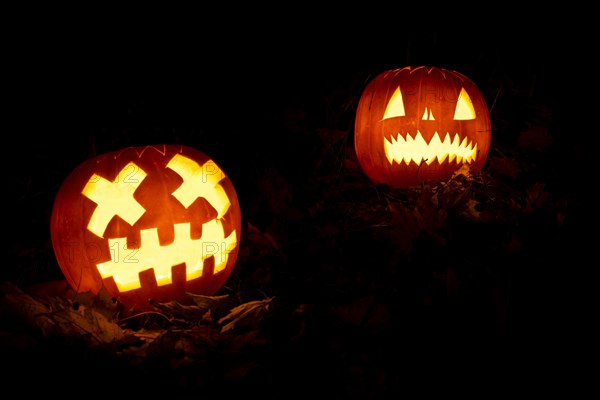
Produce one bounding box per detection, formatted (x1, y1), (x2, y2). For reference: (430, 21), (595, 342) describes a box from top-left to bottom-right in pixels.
(82, 155), (231, 238)
(81, 154), (237, 292)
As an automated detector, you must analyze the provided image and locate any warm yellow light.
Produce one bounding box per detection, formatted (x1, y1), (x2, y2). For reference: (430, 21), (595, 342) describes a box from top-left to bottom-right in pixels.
(381, 86), (475, 122)
(453, 88), (476, 120)
(421, 107), (435, 120)
(83, 153), (237, 292)
(384, 131), (478, 166)
(83, 162), (148, 237)
(382, 87), (406, 119)
(96, 221), (237, 292)
(167, 155), (231, 218)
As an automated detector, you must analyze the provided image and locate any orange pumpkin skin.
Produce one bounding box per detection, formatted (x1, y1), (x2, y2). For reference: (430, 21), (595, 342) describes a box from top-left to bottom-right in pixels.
(51, 144), (241, 311)
(354, 66), (492, 188)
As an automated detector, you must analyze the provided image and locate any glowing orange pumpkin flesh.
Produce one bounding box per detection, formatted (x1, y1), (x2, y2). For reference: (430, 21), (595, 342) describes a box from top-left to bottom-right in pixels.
(50, 145), (241, 311)
(354, 66), (492, 188)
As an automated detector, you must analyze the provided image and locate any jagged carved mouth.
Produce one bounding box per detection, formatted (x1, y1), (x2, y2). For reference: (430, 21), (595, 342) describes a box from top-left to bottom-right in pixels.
(97, 221), (237, 292)
(384, 130), (478, 166)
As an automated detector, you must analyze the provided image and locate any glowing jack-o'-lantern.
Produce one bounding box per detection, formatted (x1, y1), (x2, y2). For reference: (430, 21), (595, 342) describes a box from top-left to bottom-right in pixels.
(50, 144), (242, 311)
(354, 66), (492, 188)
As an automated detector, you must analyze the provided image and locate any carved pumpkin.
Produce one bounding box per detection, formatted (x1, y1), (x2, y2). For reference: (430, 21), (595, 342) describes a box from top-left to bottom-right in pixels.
(354, 66), (492, 188)
(50, 144), (241, 311)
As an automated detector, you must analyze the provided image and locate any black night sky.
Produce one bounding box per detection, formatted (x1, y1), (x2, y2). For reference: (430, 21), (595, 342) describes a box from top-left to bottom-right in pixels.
(2, 9), (592, 397)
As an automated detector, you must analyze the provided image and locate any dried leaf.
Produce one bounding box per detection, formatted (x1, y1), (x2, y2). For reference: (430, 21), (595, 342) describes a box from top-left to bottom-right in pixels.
(462, 198), (482, 220)
(525, 182), (549, 211)
(2, 282), (123, 346)
(148, 299), (211, 323)
(2, 281), (57, 335)
(53, 302), (124, 346)
(187, 325), (226, 347)
(218, 297), (274, 333)
(451, 163), (474, 179)
(186, 293), (233, 311)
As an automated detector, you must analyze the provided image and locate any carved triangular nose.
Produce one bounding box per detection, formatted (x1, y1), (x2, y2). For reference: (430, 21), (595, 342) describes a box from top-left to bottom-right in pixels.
(421, 107), (435, 120)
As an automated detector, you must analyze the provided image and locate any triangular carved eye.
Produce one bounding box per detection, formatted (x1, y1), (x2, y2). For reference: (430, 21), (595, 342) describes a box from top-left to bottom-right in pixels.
(382, 87), (405, 120)
(454, 88), (476, 120)
(383, 86), (477, 121)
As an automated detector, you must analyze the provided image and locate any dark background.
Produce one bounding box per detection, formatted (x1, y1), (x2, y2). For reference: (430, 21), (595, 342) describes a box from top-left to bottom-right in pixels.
(3, 9), (592, 396)
(6, 11), (571, 236)
(7, 12), (581, 269)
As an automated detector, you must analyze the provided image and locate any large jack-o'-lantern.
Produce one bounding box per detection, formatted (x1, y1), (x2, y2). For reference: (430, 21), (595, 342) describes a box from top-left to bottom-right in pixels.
(50, 144), (242, 311)
(354, 66), (492, 188)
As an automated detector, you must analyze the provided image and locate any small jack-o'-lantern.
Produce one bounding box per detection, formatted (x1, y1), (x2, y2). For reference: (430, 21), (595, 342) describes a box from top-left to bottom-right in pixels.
(354, 66), (492, 188)
(50, 144), (241, 311)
